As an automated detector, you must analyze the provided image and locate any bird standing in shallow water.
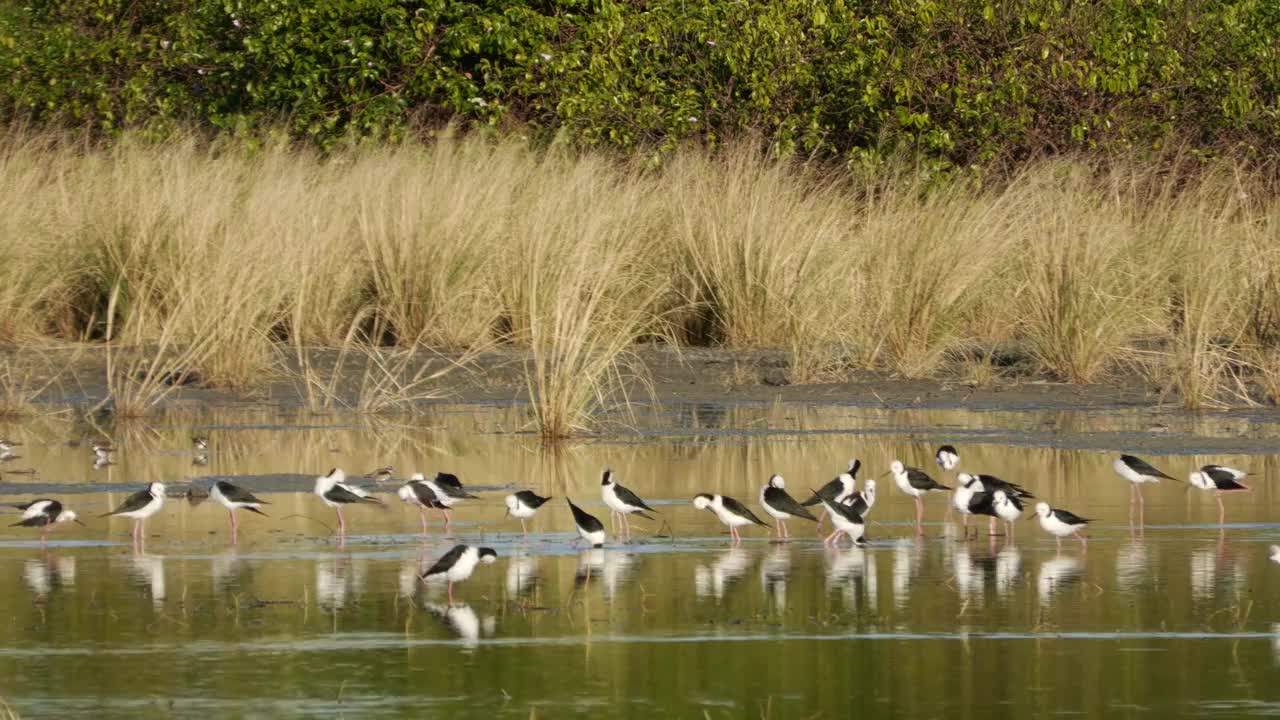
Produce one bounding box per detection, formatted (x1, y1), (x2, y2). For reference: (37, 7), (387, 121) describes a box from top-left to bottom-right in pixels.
(209, 480), (268, 543)
(567, 498), (606, 548)
(423, 472), (477, 530)
(504, 490), (551, 538)
(1188, 465), (1249, 526)
(101, 482), (165, 549)
(600, 470), (657, 541)
(692, 493), (769, 546)
(1033, 502), (1092, 551)
(1114, 454), (1175, 528)
(420, 544), (497, 605)
(314, 468), (382, 536)
(760, 474), (817, 540)
(8, 499), (83, 544)
(397, 475), (446, 534)
(889, 460), (951, 536)
(812, 490), (866, 547)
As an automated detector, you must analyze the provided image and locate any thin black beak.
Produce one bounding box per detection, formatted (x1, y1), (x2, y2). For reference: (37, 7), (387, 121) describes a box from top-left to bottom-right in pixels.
(74, 519), (86, 526)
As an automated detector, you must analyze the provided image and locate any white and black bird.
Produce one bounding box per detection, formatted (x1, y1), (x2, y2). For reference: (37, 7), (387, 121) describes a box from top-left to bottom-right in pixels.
(1188, 464), (1250, 525)
(1114, 454), (1176, 509)
(567, 498), (606, 548)
(8, 499), (83, 543)
(1033, 502), (1092, 551)
(952, 473), (983, 538)
(0, 439), (21, 461)
(812, 490), (866, 547)
(935, 445), (960, 472)
(101, 482), (165, 545)
(957, 473), (1032, 536)
(803, 460), (861, 507)
(846, 479), (876, 518)
(760, 474), (817, 540)
(692, 493), (769, 545)
(1270, 545), (1280, 565)
(424, 472), (478, 529)
(504, 490), (552, 538)
(889, 460), (952, 535)
(192, 436), (209, 451)
(600, 470), (657, 541)
(91, 443), (115, 469)
(398, 474), (447, 534)
(991, 489), (1025, 538)
(209, 480), (268, 541)
(314, 468), (383, 535)
(420, 544), (497, 605)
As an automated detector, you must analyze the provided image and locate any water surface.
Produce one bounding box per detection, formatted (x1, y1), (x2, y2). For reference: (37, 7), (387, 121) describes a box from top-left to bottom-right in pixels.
(0, 404), (1278, 718)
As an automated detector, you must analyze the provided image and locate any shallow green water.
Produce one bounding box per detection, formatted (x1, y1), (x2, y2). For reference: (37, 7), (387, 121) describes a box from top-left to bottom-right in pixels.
(0, 404), (1278, 718)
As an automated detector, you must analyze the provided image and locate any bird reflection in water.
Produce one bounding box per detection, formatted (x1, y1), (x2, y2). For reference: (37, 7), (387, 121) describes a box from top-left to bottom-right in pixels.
(315, 554), (367, 609)
(505, 552), (540, 599)
(127, 552), (166, 608)
(24, 552), (75, 601)
(825, 545), (877, 612)
(759, 544), (792, 610)
(694, 547), (751, 601)
(1037, 554), (1083, 605)
(210, 549), (249, 593)
(892, 537), (925, 609)
(421, 602), (496, 648)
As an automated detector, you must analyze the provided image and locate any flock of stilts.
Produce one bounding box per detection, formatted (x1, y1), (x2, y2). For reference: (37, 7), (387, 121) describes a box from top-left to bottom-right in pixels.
(0, 438), (1276, 602)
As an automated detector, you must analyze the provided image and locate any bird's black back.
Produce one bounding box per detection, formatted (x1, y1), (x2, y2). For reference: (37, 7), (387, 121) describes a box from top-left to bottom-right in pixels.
(102, 488), (154, 516)
(967, 491), (998, 518)
(514, 490), (551, 509)
(763, 486), (817, 521)
(803, 475), (846, 506)
(1051, 508), (1092, 526)
(567, 498), (605, 533)
(216, 480), (266, 505)
(613, 483), (655, 513)
(816, 492), (864, 524)
(907, 467), (950, 491)
(423, 544), (468, 577)
(1120, 454), (1173, 479)
(721, 495), (769, 527)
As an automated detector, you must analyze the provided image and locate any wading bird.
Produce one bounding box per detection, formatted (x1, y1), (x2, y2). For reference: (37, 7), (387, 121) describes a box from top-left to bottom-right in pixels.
(314, 468), (382, 535)
(1188, 464), (1249, 525)
(567, 498), (606, 548)
(760, 474), (817, 540)
(1033, 502), (1092, 551)
(9, 499), (83, 543)
(889, 460), (951, 535)
(600, 470), (657, 541)
(421, 544), (497, 605)
(692, 493), (769, 546)
(504, 490), (552, 538)
(101, 482), (165, 547)
(209, 480), (268, 542)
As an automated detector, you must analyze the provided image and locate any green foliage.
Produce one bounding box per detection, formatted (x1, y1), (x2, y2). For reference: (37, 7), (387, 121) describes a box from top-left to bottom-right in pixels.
(3, 0), (1279, 166)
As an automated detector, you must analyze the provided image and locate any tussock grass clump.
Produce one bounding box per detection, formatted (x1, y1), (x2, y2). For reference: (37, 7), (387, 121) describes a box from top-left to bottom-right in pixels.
(2, 127), (1280, 419)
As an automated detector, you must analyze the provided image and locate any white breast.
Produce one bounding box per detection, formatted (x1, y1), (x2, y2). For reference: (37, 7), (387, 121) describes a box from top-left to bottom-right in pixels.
(446, 549), (481, 583)
(601, 484), (627, 512)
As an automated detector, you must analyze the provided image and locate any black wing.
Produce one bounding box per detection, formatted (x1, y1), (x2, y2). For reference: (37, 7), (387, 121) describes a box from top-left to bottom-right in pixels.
(1202, 465), (1247, 489)
(721, 495), (769, 527)
(325, 484), (382, 505)
(11, 500), (60, 527)
(907, 467), (950, 491)
(1051, 508), (1092, 526)
(411, 481), (445, 507)
(6, 499), (47, 511)
(815, 492), (863, 523)
(1121, 454), (1174, 480)
(802, 476), (846, 506)
(977, 474), (1034, 499)
(846, 459), (862, 478)
(848, 495), (870, 516)
(567, 499), (604, 533)
(1005, 492), (1026, 511)
(434, 472), (464, 489)
(422, 545), (468, 578)
(967, 491), (998, 517)
(101, 489), (153, 517)
(763, 486), (817, 521)
(515, 490), (551, 509)
(614, 483), (656, 513)
(216, 481), (267, 505)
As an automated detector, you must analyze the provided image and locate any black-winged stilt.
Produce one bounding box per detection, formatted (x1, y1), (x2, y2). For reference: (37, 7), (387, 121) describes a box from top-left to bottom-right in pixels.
(1114, 455), (1175, 524)
(91, 443), (114, 469)
(846, 479), (876, 518)
(952, 473), (982, 538)
(1033, 502), (1092, 551)
(504, 490), (551, 538)
(423, 472), (478, 529)
(811, 490), (866, 547)
(600, 470), (656, 541)
(101, 482), (165, 547)
(398, 475), (446, 533)
(889, 460), (951, 535)
(1189, 465), (1249, 525)
(192, 437), (209, 451)
(760, 474), (817, 540)
(567, 498), (606, 548)
(935, 445), (960, 471)
(8, 499), (83, 543)
(992, 489), (1024, 538)
(420, 544), (497, 604)
(803, 460), (860, 507)
(692, 493), (768, 545)
(210, 480), (268, 541)
(314, 468), (383, 535)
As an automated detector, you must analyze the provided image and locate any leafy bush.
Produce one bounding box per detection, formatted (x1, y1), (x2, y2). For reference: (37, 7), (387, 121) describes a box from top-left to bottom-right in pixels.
(3, 0), (1278, 167)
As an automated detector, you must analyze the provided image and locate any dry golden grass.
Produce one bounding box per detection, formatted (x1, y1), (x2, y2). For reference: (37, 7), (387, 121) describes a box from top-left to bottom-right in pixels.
(2, 128), (1279, 420)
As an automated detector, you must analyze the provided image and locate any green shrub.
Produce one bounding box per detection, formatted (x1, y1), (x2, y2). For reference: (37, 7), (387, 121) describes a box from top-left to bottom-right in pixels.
(2, 0), (1278, 166)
